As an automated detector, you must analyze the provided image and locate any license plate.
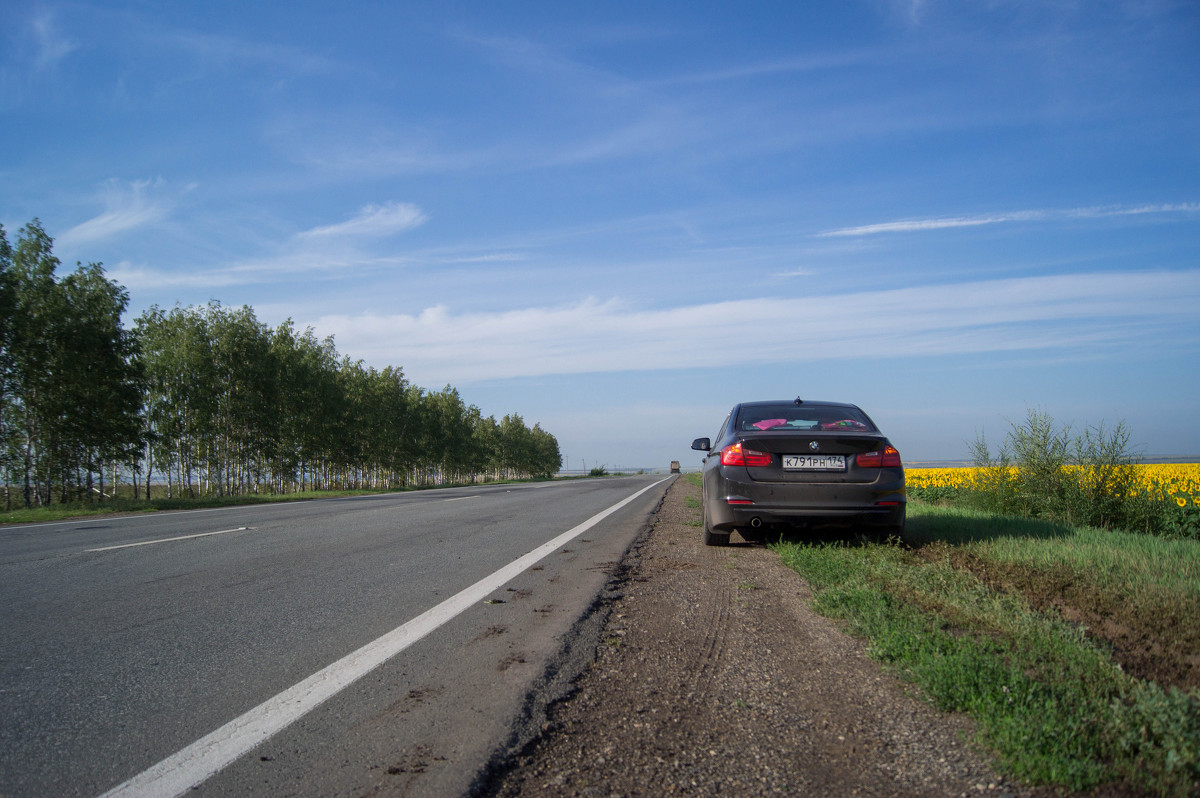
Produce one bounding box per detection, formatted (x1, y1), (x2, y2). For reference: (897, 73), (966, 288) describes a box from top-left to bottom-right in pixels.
(782, 454), (846, 471)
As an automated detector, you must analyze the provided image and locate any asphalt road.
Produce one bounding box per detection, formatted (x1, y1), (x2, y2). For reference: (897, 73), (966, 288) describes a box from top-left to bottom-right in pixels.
(0, 475), (671, 797)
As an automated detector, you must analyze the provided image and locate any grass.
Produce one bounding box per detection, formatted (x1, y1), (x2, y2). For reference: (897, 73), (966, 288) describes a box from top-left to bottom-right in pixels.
(682, 473), (703, 526)
(0, 475), (558, 526)
(773, 502), (1200, 796)
(906, 503), (1200, 603)
(906, 503), (1200, 694)
(0, 488), (384, 525)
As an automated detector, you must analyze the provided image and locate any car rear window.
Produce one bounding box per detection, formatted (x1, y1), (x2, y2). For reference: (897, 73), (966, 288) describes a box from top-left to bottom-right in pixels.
(735, 404), (876, 432)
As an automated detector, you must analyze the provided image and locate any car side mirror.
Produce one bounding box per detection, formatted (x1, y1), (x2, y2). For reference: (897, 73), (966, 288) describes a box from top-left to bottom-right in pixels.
(691, 437), (711, 451)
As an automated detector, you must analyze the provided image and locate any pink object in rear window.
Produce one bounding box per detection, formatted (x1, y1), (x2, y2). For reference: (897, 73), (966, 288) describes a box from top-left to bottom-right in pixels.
(753, 418), (787, 430)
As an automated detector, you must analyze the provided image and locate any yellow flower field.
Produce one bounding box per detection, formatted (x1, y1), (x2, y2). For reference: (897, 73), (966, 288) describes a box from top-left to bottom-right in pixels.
(1139, 463), (1200, 507)
(907, 462), (1200, 507)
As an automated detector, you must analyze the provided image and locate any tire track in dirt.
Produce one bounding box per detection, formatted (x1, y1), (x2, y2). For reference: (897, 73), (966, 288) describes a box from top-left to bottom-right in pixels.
(679, 568), (732, 706)
(483, 476), (1038, 797)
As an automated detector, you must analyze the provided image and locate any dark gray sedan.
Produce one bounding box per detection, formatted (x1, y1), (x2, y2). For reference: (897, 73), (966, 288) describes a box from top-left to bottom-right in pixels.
(690, 398), (906, 545)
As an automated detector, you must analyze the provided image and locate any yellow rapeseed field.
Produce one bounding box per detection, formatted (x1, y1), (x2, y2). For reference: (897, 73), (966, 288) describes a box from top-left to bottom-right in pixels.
(907, 462), (1200, 507)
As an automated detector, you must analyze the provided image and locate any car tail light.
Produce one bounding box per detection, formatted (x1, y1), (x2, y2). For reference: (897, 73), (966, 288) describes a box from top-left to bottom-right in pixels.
(720, 443), (772, 467)
(856, 446), (902, 468)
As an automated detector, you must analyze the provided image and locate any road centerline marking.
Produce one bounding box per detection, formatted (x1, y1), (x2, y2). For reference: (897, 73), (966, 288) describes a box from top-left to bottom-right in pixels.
(85, 528), (250, 553)
(98, 477), (670, 798)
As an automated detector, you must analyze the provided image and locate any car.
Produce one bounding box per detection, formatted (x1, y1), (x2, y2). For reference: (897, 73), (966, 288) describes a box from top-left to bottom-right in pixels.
(690, 398), (906, 545)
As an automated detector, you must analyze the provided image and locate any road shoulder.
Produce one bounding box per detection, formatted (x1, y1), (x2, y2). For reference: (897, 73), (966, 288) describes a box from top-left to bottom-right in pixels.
(480, 475), (1032, 797)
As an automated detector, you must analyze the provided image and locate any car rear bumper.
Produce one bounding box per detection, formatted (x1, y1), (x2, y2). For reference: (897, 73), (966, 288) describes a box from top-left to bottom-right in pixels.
(708, 502), (905, 531)
(706, 469), (906, 532)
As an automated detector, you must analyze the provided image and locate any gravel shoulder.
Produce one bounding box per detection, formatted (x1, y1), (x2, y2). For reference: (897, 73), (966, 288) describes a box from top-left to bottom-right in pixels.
(480, 475), (1036, 798)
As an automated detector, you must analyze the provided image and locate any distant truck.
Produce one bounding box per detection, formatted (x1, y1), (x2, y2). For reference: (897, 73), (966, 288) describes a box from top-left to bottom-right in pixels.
(670, 460), (681, 473)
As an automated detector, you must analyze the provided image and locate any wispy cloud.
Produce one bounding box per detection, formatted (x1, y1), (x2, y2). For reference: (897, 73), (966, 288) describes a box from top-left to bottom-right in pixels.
(0, 9), (79, 109)
(817, 203), (1200, 237)
(106, 261), (237, 290)
(899, 0), (928, 25)
(311, 269), (1200, 386)
(105, 202), (430, 293)
(31, 11), (77, 70)
(58, 178), (175, 248)
(456, 30), (627, 93)
(643, 51), (878, 88)
(150, 26), (350, 79)
(299, 202), (428, 238)
(434, 252), (527, 264)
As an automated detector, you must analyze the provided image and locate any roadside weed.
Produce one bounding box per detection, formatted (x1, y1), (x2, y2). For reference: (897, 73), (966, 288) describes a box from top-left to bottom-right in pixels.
(774, 515), (1200, 796)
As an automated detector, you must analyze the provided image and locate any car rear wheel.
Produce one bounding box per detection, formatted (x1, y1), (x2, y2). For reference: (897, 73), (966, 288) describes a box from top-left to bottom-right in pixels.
(702, 503), (730, 547)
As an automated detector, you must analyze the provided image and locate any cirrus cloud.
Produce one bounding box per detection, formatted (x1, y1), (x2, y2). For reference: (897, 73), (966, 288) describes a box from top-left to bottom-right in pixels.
(299, 202), (428, 238)
(310, 269), (1200, 387)
(817, 203), (1200, 238)
(57, 178), (177, 249)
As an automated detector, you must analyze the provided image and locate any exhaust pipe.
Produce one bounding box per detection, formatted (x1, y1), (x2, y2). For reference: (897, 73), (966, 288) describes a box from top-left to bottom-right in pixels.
(749, 517), (763, 529)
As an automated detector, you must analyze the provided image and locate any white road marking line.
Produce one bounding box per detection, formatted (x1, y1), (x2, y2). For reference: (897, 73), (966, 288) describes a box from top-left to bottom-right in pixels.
(98, 477), (669, 798)
(0, 485), (474, 533)
(85, 528), (251, 553)
(443, 495), (479, 502)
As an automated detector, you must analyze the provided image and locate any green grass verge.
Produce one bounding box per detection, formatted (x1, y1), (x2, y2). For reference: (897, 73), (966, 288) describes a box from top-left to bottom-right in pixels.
(0, 488), (395, 525)
(905, 503), (1200, 596)
(0, 476), (559, 526)
(773, 503), (1200, 796)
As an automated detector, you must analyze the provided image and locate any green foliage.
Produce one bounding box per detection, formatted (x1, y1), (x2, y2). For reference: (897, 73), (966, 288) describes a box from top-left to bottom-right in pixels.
(1, 219), (563, 506)
(1, 221), (144, 508)
(0, 225), (17, 493)
(588, 465), (608, 477)
(135, 303), (562, 495)
(1110, 683), (1200, 793)
(905, 484), (962, 504)
(775, 531), (1200, 796)
(1159, 505), (1200, 540)
(967, 409), (1159, 533)
(904, 504), (1200, 600)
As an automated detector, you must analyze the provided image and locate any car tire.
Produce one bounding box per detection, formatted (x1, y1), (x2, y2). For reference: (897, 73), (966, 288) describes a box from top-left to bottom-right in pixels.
(702, 504), (730, 547)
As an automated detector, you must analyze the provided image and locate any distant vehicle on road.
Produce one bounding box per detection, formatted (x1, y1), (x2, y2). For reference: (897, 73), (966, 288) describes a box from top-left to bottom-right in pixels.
(670, 461), (681, 473)
(690, 398), (905, 546)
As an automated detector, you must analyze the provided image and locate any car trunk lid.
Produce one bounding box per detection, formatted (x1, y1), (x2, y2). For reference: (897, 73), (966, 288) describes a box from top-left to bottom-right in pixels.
(738, 432), (890, 483)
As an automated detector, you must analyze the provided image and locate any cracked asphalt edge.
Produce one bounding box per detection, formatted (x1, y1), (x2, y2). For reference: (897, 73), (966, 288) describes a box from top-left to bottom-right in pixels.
(466, 482), (668, 797)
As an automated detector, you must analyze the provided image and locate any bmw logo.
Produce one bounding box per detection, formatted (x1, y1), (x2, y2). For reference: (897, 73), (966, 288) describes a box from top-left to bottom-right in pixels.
(809, 440), (820, 451)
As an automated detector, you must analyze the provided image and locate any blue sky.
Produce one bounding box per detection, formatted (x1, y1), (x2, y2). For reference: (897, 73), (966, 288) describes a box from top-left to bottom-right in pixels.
(3, 1), (1198, 469)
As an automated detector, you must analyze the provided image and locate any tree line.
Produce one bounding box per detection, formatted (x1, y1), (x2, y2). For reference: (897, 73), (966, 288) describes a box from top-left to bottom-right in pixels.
(0, 220), (562, 508)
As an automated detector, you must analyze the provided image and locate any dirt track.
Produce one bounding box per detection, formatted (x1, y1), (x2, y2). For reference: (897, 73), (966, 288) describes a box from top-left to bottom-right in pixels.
(481, 476), (1035, 797)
